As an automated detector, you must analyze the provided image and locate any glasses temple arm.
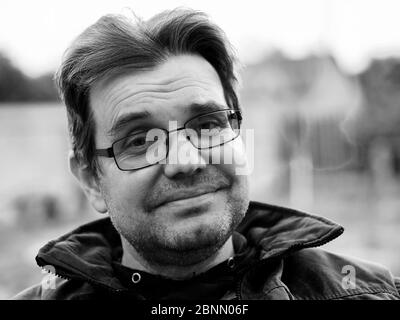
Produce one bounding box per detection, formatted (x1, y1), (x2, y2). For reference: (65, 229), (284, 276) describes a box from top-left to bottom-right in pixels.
(95, 148), (114, 158)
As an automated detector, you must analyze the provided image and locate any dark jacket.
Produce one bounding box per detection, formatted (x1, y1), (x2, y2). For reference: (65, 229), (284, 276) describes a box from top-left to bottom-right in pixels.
(12, 201), (400, 300)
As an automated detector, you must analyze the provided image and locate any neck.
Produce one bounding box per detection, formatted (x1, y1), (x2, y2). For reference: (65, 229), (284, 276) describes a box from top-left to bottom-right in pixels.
(120, 237), (234, 280)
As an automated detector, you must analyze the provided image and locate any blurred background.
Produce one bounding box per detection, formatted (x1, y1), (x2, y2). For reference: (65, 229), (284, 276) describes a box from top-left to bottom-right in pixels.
(1, 0), (400, 298)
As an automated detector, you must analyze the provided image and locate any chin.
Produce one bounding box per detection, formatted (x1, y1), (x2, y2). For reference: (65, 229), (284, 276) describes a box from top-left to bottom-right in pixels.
(142, 217), (232, 266)
(158, 229), (229, 266)
(171, 221), (227, 250)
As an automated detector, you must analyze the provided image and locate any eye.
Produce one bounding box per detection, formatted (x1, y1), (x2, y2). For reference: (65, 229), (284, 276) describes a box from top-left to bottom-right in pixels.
(198, 120), (221, 130)
(128, 135), (147, 147)
(124, 132), (150, 148)
(115, 131), (156, 156)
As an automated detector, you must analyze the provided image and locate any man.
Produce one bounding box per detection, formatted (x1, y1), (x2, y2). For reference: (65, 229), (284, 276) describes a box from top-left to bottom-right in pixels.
(14, 8), (400, 300)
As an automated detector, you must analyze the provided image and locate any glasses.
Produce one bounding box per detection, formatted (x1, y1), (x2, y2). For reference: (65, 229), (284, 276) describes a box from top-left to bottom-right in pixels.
(95, 109), (242, 171)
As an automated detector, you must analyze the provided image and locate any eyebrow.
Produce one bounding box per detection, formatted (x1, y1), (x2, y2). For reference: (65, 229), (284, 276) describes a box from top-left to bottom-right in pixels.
(107, 102), (228, 136)
(187, 102), (228, 115)
(108, 110), (152, 136)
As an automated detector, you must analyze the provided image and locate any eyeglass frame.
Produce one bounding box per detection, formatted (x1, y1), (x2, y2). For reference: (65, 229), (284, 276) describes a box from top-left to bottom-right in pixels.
(94, 108), (243, 171)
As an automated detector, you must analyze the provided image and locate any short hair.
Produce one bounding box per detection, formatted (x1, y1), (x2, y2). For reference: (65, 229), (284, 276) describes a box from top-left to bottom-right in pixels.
(56, 8), (240, 177)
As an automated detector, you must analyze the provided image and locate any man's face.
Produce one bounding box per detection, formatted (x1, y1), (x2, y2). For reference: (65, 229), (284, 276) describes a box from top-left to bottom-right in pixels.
(89, 54), (249, 266)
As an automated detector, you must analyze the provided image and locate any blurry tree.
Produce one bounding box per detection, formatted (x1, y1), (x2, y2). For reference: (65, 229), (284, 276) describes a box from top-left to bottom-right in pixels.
(359, 58), (400, 137)
(0, 53), (31, 101)
(30, 73), (59, 101)
(344, 58), (400, 174)
(0, 52), (59, 102)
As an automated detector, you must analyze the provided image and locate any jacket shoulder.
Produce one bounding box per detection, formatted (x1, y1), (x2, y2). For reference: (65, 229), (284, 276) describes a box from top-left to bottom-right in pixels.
(11, 277), (97, 300)
(282, 248), (400, 300)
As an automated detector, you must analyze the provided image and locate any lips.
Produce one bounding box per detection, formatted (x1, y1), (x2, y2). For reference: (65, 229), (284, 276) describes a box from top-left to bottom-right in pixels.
(153, 185), (225, 209)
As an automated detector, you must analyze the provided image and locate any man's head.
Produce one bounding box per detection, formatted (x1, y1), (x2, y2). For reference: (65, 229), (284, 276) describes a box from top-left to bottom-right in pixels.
(57, 9), (250, 269)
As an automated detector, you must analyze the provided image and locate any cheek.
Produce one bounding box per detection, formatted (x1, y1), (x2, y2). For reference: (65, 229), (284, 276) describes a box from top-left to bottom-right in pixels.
(230, 138), (248, 168)
(101, 166), (158, 213)
(204, 138), (249, 176)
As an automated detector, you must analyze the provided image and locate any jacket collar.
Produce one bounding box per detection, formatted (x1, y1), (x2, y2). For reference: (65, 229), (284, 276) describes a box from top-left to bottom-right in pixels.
(36, 201), (344, 291)
(237, 202), (344, 260)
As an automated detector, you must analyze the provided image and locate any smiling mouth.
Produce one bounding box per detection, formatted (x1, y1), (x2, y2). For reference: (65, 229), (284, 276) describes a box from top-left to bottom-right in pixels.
(163, 192), (215, 207)
(154, 186), (225, 210)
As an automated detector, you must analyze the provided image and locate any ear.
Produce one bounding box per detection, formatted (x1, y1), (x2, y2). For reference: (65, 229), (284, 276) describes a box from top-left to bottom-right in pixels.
(68, 151), (108, 214)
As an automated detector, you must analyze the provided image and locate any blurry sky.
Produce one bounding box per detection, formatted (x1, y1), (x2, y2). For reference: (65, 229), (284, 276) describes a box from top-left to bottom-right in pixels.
(1, 0), (400, 77)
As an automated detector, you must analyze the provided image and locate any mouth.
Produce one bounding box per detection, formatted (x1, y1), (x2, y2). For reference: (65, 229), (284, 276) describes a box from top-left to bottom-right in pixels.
(154, 186), (226, 210)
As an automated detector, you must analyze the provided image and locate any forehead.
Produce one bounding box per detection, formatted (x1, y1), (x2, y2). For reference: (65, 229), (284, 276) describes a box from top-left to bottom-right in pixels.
(89, 54), (226, 140)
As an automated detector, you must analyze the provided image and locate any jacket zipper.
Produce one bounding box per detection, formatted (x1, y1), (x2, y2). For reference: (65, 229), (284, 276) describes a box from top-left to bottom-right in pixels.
(38, 258), (125, 295)
(234, 277), (242, 300)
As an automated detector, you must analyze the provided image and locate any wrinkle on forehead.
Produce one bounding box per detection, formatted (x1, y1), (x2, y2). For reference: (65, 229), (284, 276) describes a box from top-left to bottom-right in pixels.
(105, 77), (218, 110)
(90, 54), (226, 139)
(91, 55), (221, 108)
(135, 75), (215, 89)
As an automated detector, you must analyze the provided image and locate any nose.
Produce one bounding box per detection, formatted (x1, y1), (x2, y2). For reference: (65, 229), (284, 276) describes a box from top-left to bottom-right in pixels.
(163, 129), (207, 178)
